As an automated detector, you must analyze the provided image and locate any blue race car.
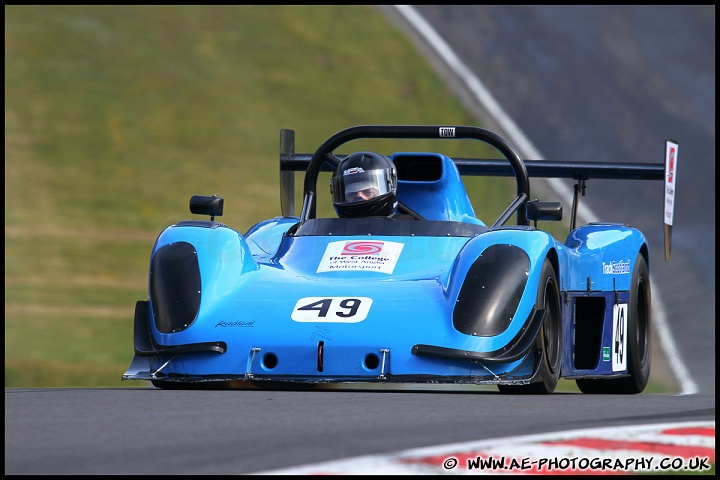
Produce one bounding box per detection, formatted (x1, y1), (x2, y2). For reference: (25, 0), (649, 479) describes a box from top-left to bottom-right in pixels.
(123, 125), (677, 394)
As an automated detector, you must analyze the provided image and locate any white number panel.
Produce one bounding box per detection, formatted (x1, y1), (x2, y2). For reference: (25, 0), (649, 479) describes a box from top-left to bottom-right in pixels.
(291, 297), (372, 323)
(612, 303), (628, 372)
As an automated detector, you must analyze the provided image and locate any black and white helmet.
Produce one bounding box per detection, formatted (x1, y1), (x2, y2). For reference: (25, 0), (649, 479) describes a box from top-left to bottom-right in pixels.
(330, 151), (398, 218)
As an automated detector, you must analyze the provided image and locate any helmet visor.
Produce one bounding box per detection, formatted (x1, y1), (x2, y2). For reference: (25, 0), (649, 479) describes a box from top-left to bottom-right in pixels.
(331, 168), (394, 203)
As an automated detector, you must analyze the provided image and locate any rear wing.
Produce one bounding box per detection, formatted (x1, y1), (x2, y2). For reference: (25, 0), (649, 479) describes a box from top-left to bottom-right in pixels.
(279, 128), (677, 260)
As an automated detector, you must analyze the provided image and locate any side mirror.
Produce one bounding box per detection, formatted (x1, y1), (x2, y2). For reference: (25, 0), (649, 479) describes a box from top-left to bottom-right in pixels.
(190, 195), (224, 220)
(526, 200), (562, 225)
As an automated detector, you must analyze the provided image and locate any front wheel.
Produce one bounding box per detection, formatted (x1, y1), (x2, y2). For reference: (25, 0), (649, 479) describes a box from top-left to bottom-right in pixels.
(576, 253), (651, 394)
(498, 258), (561, 394)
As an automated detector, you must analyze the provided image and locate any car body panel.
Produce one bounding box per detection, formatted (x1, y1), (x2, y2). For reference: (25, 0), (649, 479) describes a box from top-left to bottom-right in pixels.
(124, 125), (669, 392)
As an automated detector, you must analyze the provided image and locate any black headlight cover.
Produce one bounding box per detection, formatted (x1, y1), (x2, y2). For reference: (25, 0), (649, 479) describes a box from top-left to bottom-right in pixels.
(453, 244), (529, 337)
(150, 242), (201, 333)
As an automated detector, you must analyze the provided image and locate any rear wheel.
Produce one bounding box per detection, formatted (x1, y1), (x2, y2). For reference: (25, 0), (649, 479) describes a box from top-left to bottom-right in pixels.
(576, 254), (651, 394)
(498, 258), (561, 394)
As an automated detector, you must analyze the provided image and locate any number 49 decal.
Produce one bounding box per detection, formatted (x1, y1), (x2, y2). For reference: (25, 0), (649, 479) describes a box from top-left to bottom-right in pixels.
(612, 303), (628, 372)
(291, 297), (372, 323)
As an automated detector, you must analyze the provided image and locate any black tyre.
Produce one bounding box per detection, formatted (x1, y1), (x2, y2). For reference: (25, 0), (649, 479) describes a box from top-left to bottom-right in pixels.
(576, 254), (651, 394)
(498, 258), (562, 394)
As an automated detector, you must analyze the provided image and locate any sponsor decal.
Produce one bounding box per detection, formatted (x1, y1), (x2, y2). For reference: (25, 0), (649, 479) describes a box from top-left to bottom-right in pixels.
(291, 297), (372, 323)
(317, 240), (404, 274)
(341, 241), (384, 255)
(603, 347), (611, 362)
(612, 303), (628, 372)
(215, 320), (255, 328)
(602, 259), (630, 275)
(310, 326), (333, 340)
(344, 166), (365, 176)
(439, 127), (456, 137)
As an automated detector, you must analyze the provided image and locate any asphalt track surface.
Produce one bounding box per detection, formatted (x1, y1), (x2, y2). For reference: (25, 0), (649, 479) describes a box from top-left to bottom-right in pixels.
(4, 6), (715, 475)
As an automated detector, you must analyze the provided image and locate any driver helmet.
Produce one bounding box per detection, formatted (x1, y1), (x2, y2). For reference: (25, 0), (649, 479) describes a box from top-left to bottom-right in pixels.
(330, 151), (398, 218)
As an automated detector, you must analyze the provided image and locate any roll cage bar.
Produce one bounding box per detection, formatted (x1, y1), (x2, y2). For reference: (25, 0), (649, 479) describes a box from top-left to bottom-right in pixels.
(279, 125), (665, 232)
(286, 125), (531, 226)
